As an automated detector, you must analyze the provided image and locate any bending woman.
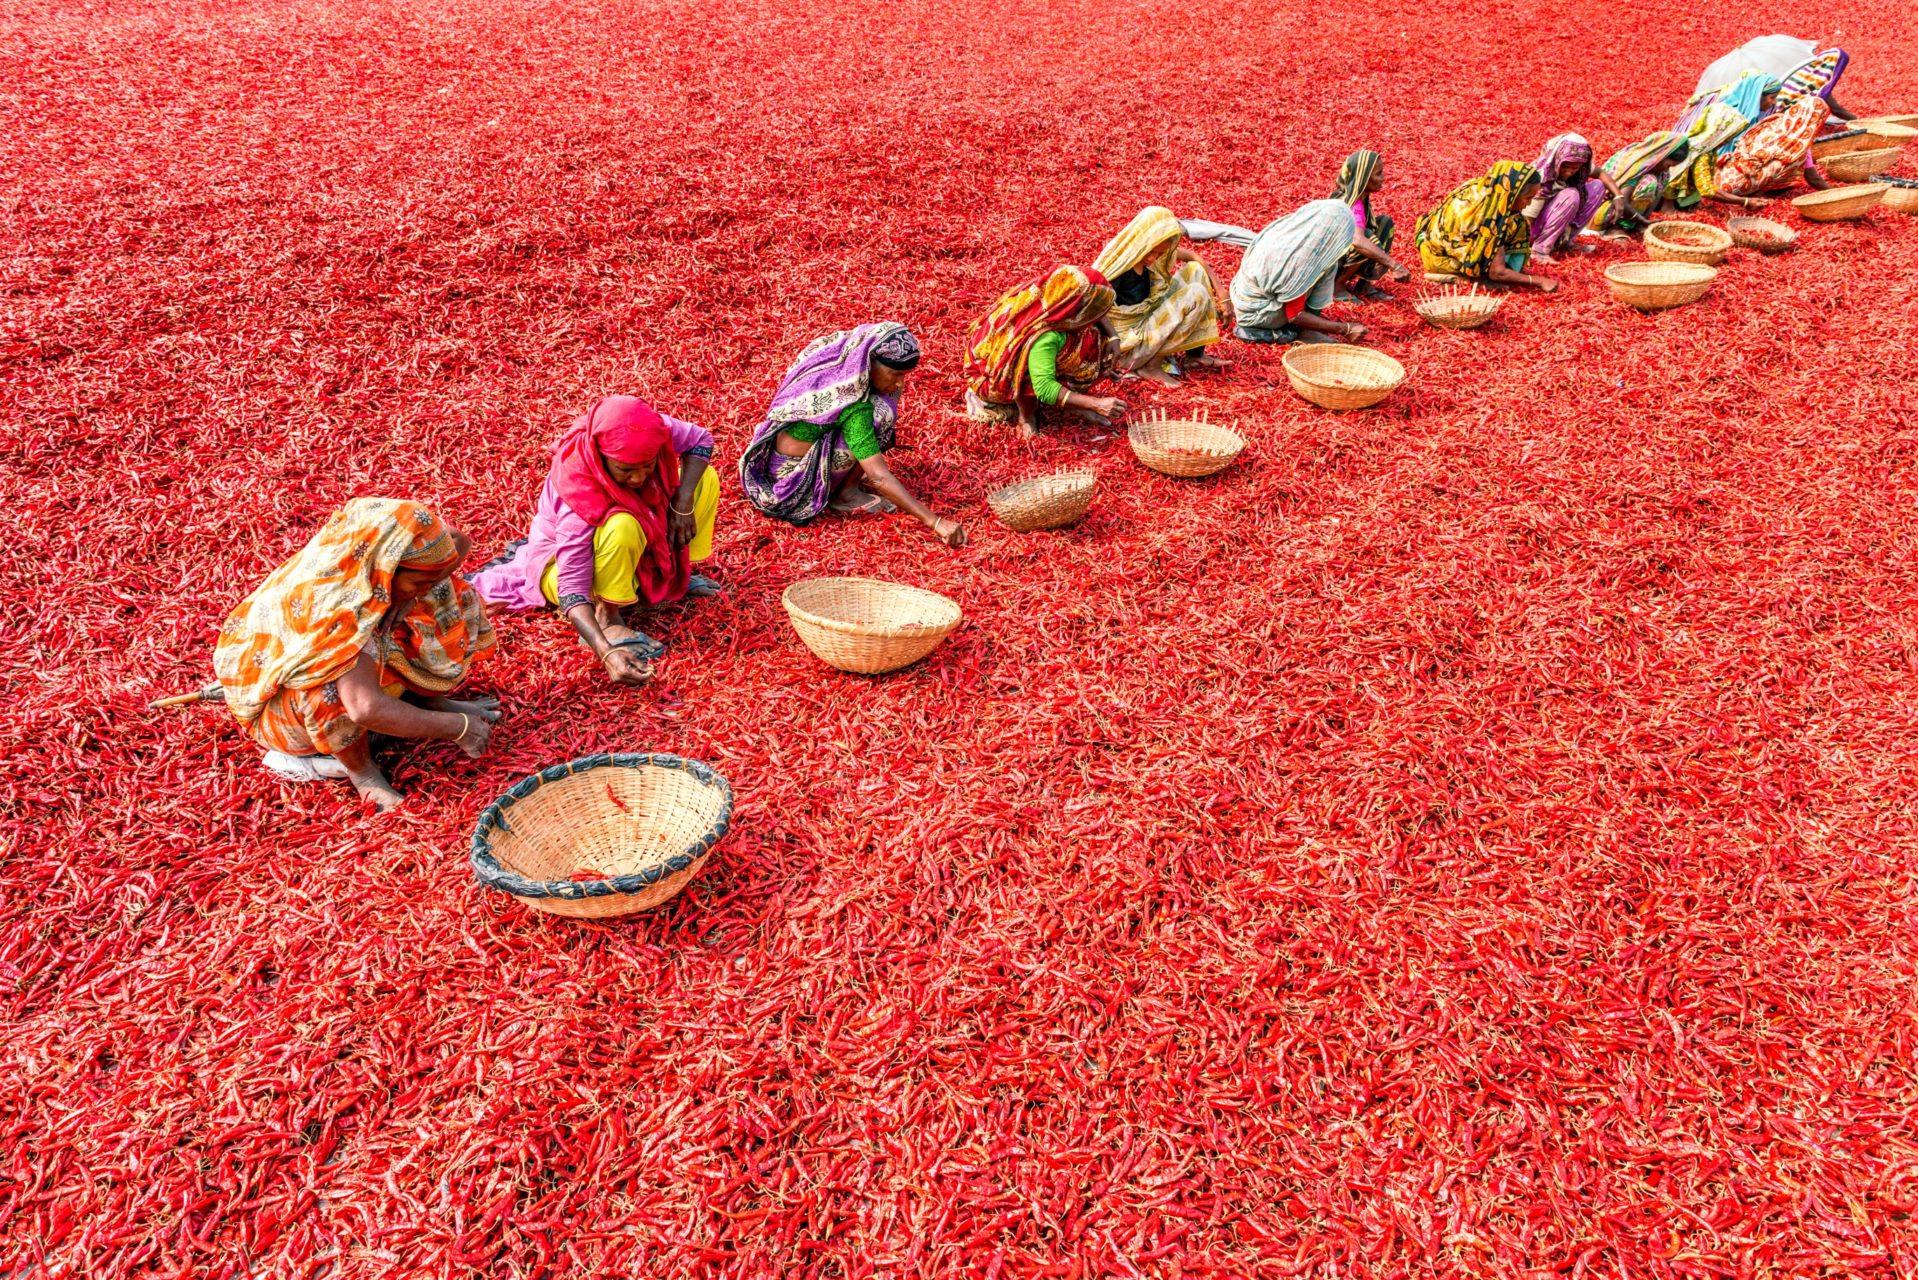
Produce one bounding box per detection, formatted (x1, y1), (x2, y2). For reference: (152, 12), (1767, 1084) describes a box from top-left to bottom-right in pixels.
(1329, 149), (1412, 301)
(213, 498), (499, 811)
(473, 396), (720, 688)
(1527, 134), (1614, 261)
(1716, 95), (1832, 198)
(963, 266), (1123, 436)
(1415, 161), (1557, 292)
(1230, 199), (1383, 344)
(1667, 103), (1769, 210)
(1587, 133), (1692, 235)
(1091, 206), (1229, 385)
(739, 322), (964, 548)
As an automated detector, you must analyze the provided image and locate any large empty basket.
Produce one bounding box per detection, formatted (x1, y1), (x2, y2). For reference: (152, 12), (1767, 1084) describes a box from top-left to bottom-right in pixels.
(471, 753), (734, 919)
(783, 577), (962, 674)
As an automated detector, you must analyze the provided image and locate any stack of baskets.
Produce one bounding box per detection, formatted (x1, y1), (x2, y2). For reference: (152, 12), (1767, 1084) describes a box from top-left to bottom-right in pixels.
(1604, 262), (1717, 311)
(1281, 344), (1407, 410)
(1644, 221), (1733, 267)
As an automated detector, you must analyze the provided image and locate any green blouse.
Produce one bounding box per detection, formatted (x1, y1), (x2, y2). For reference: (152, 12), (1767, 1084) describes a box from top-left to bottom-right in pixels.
(1029, 331), (1069, 406)
(782, 399), (885, 460)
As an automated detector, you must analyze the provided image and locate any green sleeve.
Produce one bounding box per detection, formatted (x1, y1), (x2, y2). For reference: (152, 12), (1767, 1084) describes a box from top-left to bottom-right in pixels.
(1027, 331), (1069, 406)
(836, 398), (883, 460)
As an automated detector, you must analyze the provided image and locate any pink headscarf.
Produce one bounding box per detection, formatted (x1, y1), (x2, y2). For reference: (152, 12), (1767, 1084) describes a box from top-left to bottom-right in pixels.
(549, 396), (688, 604)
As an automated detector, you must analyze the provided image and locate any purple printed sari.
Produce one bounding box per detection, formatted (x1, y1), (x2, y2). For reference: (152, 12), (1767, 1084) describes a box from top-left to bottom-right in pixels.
(738, 322), (908, 526)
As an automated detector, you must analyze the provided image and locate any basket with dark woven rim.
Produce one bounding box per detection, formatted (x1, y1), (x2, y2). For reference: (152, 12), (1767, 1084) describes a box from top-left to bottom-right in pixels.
(1810, 128), (1874, 161)
(987, 470), (1096, 531)
(1822, 147), (1905, 183)
(1882, 176), (1918, 215)
(471, 753), (733, 919)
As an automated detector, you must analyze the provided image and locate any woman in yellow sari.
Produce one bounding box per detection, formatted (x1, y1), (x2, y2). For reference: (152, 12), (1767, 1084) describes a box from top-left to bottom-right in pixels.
(1090, 207), (1231, 386)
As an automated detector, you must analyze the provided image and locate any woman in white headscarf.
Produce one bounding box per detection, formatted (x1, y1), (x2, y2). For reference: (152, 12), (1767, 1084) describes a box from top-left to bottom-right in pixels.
(1228, 200), (1400, 345)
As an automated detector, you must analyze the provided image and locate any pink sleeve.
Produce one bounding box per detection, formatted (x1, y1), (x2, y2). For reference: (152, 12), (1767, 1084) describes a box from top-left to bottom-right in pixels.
(661, 412), (715, 458)
(548, 494), (599, 606)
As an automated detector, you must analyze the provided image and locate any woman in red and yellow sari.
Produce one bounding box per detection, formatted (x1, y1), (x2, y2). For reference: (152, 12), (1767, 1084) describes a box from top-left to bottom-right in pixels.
(213, 498), (500, 811)
(1715, 96), (1833, 198)
(962, 265), (1124, 438)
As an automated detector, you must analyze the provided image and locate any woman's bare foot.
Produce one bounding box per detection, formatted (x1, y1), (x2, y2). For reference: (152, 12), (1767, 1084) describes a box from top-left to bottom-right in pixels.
(1066, 409), (1113, 426)
(829, 486), (895, 515)
(1019, 416), (1041, 439)
(1190, 352), (1230, 370)
(337, 739), (405, 812)
(1131, 361), (1182, 387)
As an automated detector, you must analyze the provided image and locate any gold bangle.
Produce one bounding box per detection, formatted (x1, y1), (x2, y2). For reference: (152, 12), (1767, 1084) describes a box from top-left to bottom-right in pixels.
(670, 503), (693, 515)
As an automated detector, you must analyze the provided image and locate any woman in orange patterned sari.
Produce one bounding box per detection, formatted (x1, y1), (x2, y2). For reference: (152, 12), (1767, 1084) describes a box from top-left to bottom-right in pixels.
(962, 265), (1124, 438)
(213, 498), (500, 811)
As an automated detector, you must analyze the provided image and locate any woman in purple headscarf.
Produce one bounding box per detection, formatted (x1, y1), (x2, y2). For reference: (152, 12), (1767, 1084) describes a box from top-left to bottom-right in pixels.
(738, 322), (967, 548)
(1525, 134), (1617, 262)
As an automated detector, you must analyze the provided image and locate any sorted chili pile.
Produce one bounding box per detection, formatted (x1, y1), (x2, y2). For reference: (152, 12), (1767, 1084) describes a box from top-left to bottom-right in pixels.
(6, 0), (1918, 1272)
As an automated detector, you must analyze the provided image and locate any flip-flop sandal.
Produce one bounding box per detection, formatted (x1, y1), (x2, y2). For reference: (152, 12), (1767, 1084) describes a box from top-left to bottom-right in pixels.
(1423, 272), (1462, 285)
(607, 632), (666, 661)
(686, 573), (722, 598)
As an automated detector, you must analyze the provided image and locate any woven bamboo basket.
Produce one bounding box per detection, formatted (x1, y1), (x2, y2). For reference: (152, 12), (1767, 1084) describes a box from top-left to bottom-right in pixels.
(987, 470), (1095, 531)
(1643, 220), (1733, 266)
(1126, 409), (1246, 477)
(471, 753), (733, 920)
(1822, 147), (1904, 183)
(1881, 178), (1918, 215)
(1282, 344), (1406, 411)
(1859, 115), (1918, 132)
(1811, 129), (1874, 161)
(1604, 262), (1717, 311)
(1413, 292), (1502, 330)
(782, 577), (961, 674)
(1726, 216), (1799, 252)
(1792, 184), (1887, 221)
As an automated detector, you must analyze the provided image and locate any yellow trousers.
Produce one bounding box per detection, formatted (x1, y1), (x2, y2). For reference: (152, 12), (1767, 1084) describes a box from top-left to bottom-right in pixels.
(542, 468), (718, 606)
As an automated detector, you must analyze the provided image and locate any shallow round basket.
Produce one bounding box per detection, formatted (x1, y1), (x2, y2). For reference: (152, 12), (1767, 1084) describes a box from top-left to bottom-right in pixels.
(1604, 261), (1717, 311)
(1727, 216), (1799, 253)
(987, 470), (1095, 532)
(1882, 178), (1918, 215)
(782, 576), (961, 674)
(1822, 147), (1904, 183)
(471, 753), (733, 920)
(1281, 344), (1407, 411)
(1811, 129), (1875, 161)
(1126, 410), (1246, 477)
(1859, 116), (1918, 133)
(1414, 293), (1502, 330)
(1644, 220), (1733, 266)
(1792, 184), (1888, 222)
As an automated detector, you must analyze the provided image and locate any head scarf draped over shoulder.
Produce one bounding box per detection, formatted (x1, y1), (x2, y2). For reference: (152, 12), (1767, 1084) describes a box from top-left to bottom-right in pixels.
(962, 266), (1113, 406)
(1093, 206), (1185, 284)
(1532, 134), (1594, 190)
(1229, 199), (1357, 320)
(1415, 160), (1539, 278)
(549, 396), (688, 603)
(1601, 131), (1692, 186)
(1718, 96), (1830, 195)
(213, 498), (495, 728)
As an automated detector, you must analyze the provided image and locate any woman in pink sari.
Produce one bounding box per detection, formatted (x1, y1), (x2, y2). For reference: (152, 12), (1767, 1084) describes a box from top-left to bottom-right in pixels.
(474, 396), (721, 687)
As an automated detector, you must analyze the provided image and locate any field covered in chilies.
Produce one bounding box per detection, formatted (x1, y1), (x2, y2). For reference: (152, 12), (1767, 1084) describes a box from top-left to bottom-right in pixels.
(8, 0), (1918, 1272)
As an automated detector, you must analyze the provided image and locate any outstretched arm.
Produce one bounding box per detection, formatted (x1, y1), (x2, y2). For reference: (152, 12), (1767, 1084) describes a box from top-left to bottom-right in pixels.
(857, 454), (966, 547)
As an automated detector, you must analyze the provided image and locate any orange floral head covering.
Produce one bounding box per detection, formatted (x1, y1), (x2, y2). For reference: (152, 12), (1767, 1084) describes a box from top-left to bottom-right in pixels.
(961, 265), (1113, 406)
(213, 499), (495, 729)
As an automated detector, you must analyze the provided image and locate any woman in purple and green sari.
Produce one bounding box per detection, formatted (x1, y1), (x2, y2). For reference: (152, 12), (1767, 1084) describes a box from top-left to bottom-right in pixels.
(738, 322), (967, 548)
